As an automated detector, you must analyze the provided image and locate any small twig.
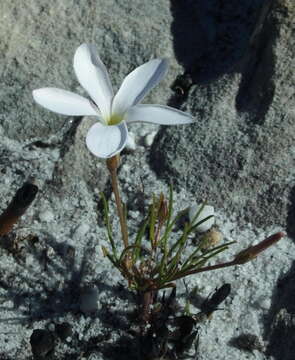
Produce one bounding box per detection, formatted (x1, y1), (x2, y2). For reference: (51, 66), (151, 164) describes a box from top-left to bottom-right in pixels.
(139, 290), (155, 325)
(170, 260), (236, 281)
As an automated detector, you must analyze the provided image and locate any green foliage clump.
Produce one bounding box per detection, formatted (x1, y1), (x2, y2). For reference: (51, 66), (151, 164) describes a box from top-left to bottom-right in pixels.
(101, 186), (234, 293)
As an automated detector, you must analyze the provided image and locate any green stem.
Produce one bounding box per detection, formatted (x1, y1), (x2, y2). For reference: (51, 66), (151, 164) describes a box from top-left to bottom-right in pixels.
(106, 156), (129, 249)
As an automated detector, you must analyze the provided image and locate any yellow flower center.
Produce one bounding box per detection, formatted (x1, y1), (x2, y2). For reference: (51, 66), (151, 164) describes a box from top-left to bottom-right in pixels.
(107, 114), (123, 125)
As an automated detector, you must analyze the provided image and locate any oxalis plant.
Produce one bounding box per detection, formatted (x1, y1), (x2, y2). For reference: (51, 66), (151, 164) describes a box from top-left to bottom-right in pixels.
(33, 43), (285, 358)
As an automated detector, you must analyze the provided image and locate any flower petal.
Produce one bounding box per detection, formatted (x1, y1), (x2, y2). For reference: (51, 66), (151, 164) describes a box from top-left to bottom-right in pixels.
(73, 43), (113, 120)
(125, 104), (194, 125)
(86, 121), (128, 158)
(32, 88), (98, 116)
(112, 58), (168, 116)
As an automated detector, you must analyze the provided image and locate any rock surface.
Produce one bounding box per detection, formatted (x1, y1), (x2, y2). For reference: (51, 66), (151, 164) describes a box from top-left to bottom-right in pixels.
(0, 0), (294, 359)
(151, 0), (295, 232)
(266, 262), (295, 360)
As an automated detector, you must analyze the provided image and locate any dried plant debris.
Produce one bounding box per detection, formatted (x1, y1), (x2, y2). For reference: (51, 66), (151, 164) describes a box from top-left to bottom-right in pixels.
(199, 283), (231, 317)
(0, 182), (38, 235)
(30, 329), (55, 359)
(137, 288), (202, 360)
(171, 73), (193, 98)
(0, 182), (38, 252)
(230, 333), (265, 353)
(197, 228), (223, 252)
(54, 322), (72, 342)
(137, 283), (231, 359)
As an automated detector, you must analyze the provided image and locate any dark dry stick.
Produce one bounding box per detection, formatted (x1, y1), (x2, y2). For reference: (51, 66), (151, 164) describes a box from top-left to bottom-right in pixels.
(0, 182), (38, 236)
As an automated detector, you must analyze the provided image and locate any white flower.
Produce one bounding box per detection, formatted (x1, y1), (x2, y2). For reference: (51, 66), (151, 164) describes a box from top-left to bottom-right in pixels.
(33, 43), (194, 158)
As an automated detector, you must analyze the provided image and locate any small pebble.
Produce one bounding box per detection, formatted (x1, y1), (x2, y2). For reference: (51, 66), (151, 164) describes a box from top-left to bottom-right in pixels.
(125, 132), (136, 151)
(25, 254), (36, 267)
(73, 223), (90, 241)
(260, 298), (271, 310)
(254, 296), (271, 310)
(231, 333), (264, 352)
(122, 163), (131, 172)
(144, 131), (157, 146)
(129, 211), (140, 220)
(39, 210), (54, 223)
(47, 323), (55, 332)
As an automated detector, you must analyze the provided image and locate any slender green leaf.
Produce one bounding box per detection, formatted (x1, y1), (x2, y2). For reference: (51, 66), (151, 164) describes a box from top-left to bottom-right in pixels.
(166, 220), (190, 259)
(119, 244), (151, 264)
(160, 208), (187, 249)
(100, 192), (117, 259)
(198, 241), (236, 258)
(189, 215), (214, 234)
(190, 201), (207, 226)
(133, 218), (149, 263)
(102, 246), (120, 269)
(165, 224), (189, 277)
(181, 238), (207, 270)
(181, 243), (235, 273)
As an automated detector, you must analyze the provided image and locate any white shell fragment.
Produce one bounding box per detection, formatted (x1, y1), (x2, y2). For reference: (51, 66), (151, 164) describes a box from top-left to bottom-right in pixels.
(125, 131), (136, 151)
(39, 209), (55, 222)
(144, 131), (157, 147)
(188, 204), (215, 233)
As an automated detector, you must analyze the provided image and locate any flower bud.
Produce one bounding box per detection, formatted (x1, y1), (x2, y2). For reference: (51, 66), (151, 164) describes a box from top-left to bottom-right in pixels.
(233, 232), (285, 264)
(157, 193), (168, 224)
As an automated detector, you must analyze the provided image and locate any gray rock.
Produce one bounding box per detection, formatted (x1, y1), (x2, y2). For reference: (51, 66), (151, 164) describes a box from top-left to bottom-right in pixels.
(266, 262), (295, 360)
(150, 0), (295, 231)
